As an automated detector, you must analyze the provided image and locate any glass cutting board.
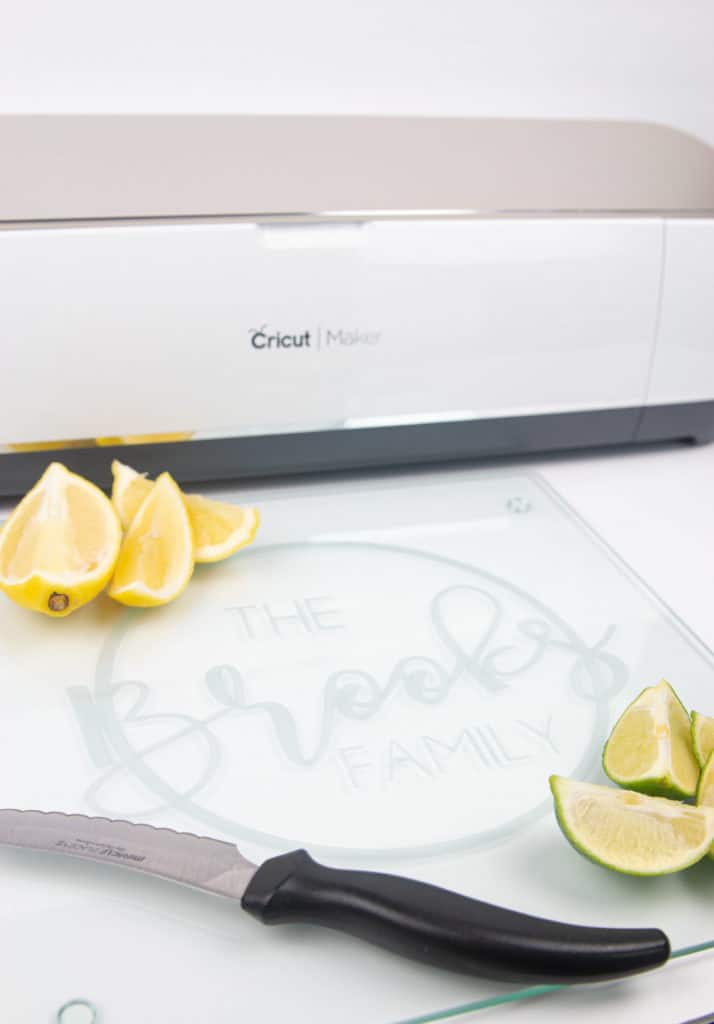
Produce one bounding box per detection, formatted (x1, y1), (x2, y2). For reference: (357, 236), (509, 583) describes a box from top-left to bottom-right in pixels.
(1, 466), (714, 1023)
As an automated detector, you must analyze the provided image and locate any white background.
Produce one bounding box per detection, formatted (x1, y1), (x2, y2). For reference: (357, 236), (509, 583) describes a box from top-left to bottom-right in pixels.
(1, 0), (714, 146)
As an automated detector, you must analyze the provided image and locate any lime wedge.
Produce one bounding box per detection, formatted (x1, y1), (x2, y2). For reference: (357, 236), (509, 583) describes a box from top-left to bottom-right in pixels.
(550, 776), (714, 875)
(696, 751), (714, 860)
(691, 711), (714, 769)
(602, 680), (699, 798)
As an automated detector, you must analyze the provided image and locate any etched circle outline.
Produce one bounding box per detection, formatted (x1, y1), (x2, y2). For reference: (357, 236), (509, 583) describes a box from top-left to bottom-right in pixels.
(94, 541), (619, 861)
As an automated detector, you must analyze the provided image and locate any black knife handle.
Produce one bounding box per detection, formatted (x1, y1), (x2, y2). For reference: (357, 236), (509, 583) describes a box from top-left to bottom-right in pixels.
(241, 849), (670, 984)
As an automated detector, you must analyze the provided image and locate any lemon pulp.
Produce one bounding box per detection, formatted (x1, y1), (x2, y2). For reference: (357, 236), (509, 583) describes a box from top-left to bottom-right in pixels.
(0, 462), (121, 616)
(108, 472), (195, 607)
(111, 460), (259, 563)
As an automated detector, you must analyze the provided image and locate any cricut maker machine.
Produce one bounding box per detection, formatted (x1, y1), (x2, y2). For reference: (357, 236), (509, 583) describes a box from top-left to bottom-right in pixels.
(1, 114), (713, 495)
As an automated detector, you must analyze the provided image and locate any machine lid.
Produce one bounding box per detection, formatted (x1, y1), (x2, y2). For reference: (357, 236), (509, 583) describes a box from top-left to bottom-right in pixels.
(1, 115), (713, 223)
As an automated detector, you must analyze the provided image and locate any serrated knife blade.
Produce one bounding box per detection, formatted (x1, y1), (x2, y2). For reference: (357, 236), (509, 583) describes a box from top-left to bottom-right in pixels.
(0, 807), (670, 984)
(0, 808), (257, 899)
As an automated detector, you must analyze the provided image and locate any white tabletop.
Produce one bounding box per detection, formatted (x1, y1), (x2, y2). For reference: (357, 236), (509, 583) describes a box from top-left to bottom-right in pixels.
(2, 439), (713, 1024)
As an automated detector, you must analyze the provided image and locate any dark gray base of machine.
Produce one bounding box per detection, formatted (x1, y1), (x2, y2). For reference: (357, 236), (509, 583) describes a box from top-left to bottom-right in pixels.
(2, 401), (714, 498)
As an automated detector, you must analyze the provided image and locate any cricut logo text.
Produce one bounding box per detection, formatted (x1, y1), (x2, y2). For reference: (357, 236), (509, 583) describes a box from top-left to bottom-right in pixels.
(249, 324), (381, 351)
(250, 326), (311, 349)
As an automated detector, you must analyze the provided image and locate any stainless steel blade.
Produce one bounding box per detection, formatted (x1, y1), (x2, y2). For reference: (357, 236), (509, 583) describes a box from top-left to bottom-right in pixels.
(0, 809), (258, 900)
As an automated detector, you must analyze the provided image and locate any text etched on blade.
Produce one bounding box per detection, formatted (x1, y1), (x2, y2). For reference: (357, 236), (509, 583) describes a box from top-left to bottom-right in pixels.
(56, 837), (146, 863)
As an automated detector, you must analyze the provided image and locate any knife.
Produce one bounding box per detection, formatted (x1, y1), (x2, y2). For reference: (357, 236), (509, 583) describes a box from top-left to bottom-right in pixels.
(0, 808), (669, 984)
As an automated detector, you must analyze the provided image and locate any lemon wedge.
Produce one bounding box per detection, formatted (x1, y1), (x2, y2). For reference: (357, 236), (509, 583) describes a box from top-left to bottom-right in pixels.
(182, 494), (260, 563)
(108, 473), (195, 607)
(111, 460), (259, 563)
(111, 460), (153, 527)
(0, 462), (121, 617)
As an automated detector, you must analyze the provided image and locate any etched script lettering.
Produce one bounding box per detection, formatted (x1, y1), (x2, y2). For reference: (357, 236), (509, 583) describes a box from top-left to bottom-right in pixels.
(73, 549), (629, 856)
